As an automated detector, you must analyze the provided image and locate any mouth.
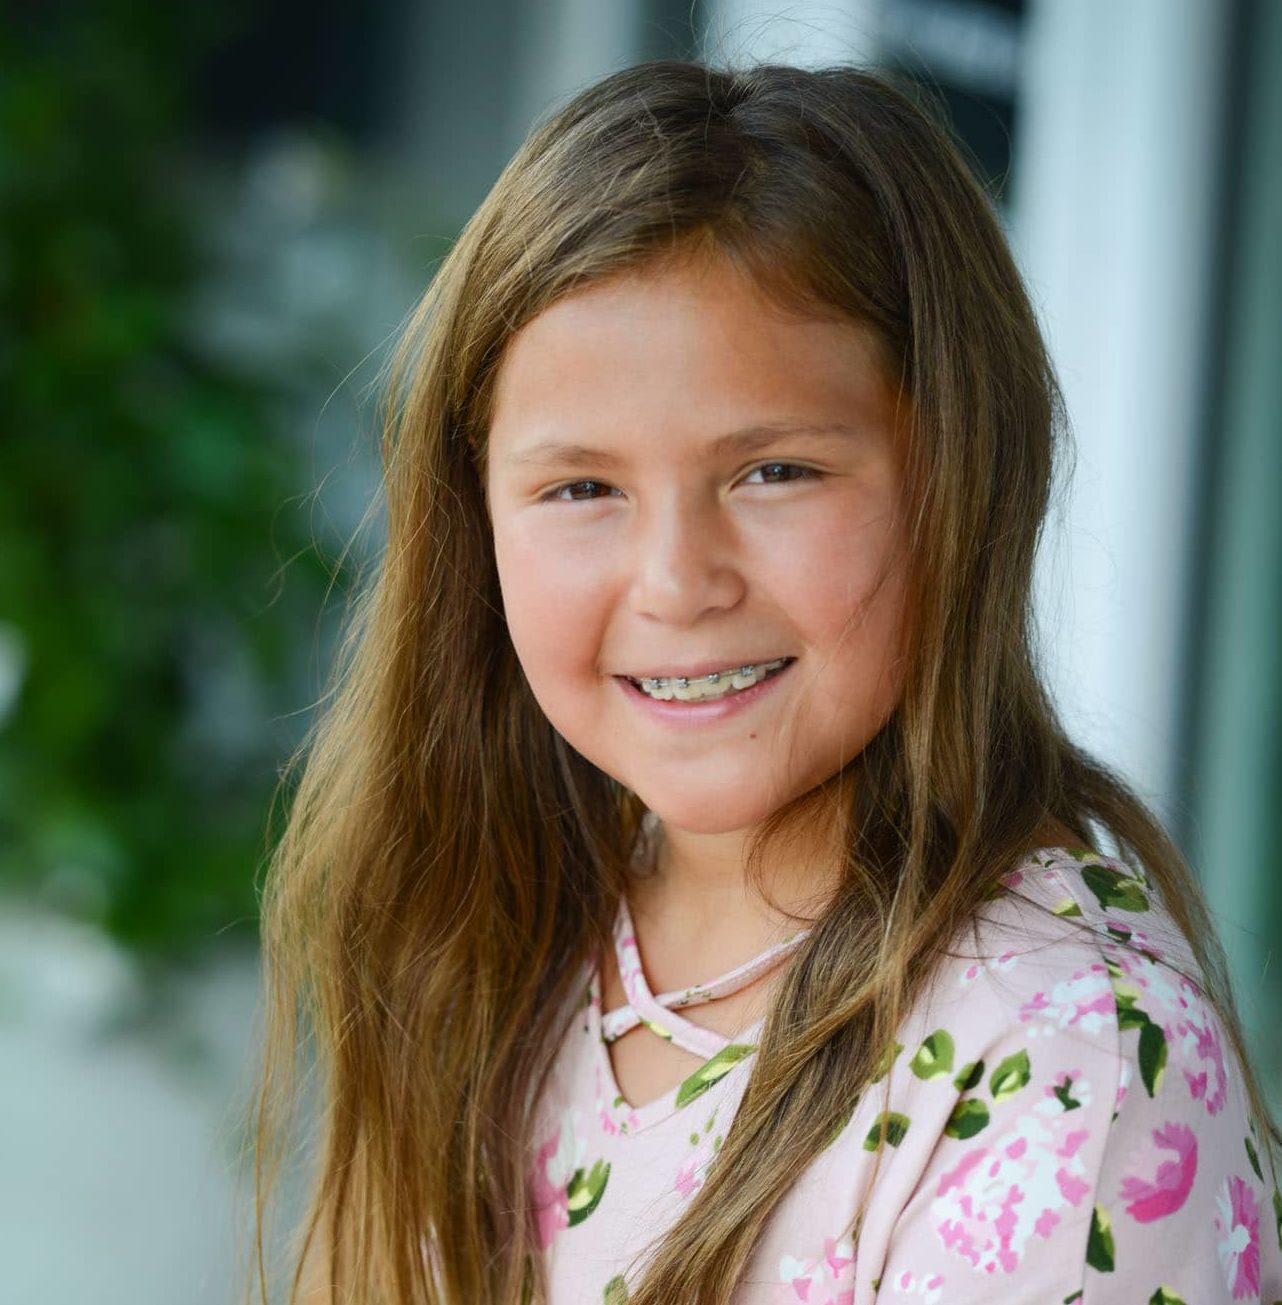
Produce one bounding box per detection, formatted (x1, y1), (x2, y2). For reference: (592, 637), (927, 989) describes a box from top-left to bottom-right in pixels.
(619, 656), (793, 703)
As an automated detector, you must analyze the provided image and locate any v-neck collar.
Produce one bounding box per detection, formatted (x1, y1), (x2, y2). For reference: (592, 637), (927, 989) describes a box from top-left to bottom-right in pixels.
(588, 959), (763, 1135)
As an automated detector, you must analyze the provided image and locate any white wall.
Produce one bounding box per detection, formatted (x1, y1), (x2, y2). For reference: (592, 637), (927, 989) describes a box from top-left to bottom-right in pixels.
(1011, 0), (1232, 831)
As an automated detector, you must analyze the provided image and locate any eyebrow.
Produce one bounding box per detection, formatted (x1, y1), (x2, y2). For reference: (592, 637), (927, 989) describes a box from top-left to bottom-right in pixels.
(503, 420), (861, 469)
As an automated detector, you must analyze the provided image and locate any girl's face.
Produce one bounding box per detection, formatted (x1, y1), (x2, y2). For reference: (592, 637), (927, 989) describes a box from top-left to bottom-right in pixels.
(484, 251), (912, 837)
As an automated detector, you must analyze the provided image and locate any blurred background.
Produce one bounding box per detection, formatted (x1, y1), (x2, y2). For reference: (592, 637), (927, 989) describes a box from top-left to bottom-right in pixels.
(2, 0), (1279, 1300)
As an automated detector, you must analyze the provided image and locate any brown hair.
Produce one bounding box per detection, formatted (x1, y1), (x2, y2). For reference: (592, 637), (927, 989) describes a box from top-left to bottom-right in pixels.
(250, 60), (1279, 1304)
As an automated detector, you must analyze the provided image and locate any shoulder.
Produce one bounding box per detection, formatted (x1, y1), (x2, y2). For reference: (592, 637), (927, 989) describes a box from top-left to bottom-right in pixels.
(862, 846), (1282, 1301)
(919, 845), (1203, 1053)
(992, 844), (1199, 975)
(897, 845), (1221, 1140)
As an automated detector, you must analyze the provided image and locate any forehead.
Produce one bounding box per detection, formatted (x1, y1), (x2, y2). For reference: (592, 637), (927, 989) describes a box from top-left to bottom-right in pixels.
(485, 253), (903, 454)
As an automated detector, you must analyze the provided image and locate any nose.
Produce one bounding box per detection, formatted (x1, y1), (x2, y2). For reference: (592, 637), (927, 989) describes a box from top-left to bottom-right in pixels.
(626, 489), (746, 627)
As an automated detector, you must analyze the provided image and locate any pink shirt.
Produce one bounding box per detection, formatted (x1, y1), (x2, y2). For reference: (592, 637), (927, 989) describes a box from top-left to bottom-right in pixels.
(530, 846), (1282, 1303)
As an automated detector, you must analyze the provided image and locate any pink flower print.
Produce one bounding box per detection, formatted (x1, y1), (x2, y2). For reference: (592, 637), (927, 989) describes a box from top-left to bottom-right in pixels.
(617, 931), (646, 997)
(887, 1269), (945, 1302)
(593, 1061), (640, 1137)
(824, 1239), (854, 1279)
(931, 1085), (1094, 1273)
(1019, 964), (1116, 1039)
(957, 951), (1021, 989)
(529, 1107), (583, 1250)
(1114, 1057), (1133, 1113)
(1106, 948), (1188, 1029)
(674, 1134), (718, 1200)
(530, 1133), (569, 1248)
(1117, 925), (1163, 960)
(1105, 947), (1232, 1106)
(1176, 992), (1229, 1115)
(594, 1063), (618, 1136)
(1117, 1121), (1198, 1222)
(774, 1237), (855, 1305)
(1215, 1175), (1261, 1300)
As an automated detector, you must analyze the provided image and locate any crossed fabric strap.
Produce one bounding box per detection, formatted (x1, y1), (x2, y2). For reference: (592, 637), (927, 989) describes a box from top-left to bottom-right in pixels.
(601, 894), (812, 1060)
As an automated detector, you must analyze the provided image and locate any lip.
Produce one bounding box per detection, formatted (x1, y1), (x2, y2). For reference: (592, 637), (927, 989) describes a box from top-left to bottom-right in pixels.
(619, 657), (791, 681)
(614, 658), (794, 727)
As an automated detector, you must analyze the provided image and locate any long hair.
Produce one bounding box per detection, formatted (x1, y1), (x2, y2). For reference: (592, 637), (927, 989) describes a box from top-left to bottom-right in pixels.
(250, 60), (1279, 1304)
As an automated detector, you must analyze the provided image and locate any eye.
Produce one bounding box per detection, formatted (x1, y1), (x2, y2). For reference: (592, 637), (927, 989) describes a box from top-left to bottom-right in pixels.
(741, 462), (819, 486)
(543, 479), (622, 502)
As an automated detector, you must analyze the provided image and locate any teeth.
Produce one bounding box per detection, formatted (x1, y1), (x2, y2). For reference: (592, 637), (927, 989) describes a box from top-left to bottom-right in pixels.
(634, 658), (788, 702)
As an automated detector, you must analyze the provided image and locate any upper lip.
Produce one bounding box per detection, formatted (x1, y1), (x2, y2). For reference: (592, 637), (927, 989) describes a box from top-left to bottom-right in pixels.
(616, 656), (793, 680)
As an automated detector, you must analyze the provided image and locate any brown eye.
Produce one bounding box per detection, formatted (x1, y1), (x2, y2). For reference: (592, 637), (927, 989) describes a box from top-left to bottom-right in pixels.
(548, 480), (620, 502)
(744, 462), (817, 485)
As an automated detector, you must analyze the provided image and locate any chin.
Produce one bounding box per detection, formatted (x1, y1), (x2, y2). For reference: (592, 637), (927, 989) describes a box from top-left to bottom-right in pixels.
(630, 784), (792, 838)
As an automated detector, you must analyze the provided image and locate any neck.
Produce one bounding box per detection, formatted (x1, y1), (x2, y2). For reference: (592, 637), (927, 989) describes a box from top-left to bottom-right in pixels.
(629, 810), (845, 955)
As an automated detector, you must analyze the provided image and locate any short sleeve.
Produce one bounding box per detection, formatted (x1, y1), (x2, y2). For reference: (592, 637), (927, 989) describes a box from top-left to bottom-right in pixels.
(873, 936), (1282, 1305)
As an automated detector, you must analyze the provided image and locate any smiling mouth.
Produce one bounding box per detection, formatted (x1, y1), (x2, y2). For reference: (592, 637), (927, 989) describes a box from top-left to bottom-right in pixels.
(623, 657), (793, 702)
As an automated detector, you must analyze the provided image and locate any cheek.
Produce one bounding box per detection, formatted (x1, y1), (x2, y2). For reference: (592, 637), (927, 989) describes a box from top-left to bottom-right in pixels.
(762, 498), (906, 644)
(492, 522), (609, 680)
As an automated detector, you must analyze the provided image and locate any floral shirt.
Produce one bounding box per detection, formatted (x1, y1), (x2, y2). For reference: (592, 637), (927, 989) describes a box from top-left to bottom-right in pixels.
(529, 846), (1282, 1303)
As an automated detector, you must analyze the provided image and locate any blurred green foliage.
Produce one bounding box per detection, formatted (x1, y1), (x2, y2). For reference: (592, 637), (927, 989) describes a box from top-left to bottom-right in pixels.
(0, 5), (338, 958)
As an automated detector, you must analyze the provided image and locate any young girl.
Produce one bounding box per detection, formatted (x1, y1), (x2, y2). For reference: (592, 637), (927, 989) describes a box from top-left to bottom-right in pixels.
(253, 61), (1282, 1305)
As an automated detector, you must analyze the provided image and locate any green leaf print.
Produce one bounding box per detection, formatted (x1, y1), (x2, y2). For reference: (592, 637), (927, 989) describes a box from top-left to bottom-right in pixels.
(953, 1059), (984, 1091)
(639, 1014), (675, 1042)
(944, 1097), (990, 1139)
(1086, 1204), (1115, 1273)
(674, 1043), (755, 1110)
(1082, 864), (1150, 913)
(1051, 897), (1084, 918)
(1246, 1134), (1264, 1182)
(1062, 1293), (1083, 1304)
(603, 1275), (629, 1304)
(1273, 1185), (1282, 1251)
(1111, 974), (1157, 1036)
(910, 1029), (955, 1079)
(687, 1109), (720, 1151)
(863, 1110), (911, 1150)
(1052, 1076), (1084, 1111)
(566, 1159), (610, 1226)
(1147, 1288), (1187, 1305)
(1137, 1019), (1168, 1097)
(988, 1049), (1031, 1102)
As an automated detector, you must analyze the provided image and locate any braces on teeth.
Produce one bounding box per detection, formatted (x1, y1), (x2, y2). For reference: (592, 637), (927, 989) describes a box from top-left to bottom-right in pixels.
(632, 657), (790, 701)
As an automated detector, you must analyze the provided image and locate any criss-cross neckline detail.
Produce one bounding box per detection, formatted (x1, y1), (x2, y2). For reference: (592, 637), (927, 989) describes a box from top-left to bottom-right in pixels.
(601, 894), (812, 1060)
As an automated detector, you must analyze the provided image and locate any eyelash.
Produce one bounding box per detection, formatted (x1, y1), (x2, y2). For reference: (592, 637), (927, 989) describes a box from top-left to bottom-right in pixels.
(541, 462), (819, 502)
